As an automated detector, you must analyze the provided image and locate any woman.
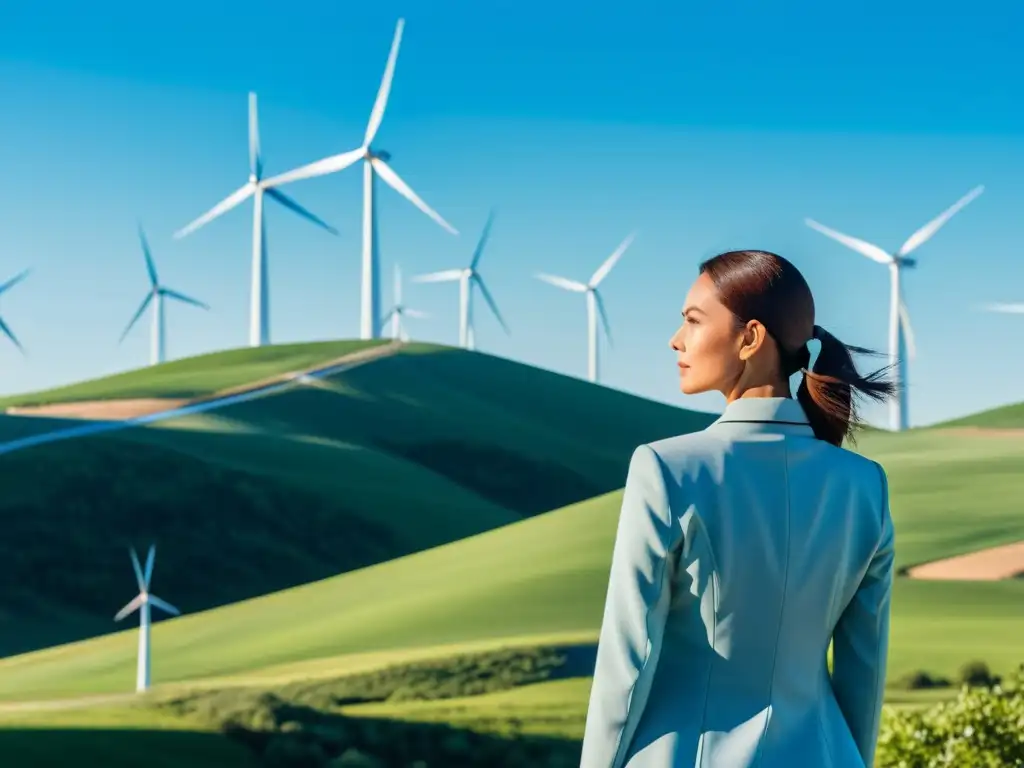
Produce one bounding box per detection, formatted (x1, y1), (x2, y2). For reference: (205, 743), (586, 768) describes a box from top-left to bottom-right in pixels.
(580, 250), (898, 768)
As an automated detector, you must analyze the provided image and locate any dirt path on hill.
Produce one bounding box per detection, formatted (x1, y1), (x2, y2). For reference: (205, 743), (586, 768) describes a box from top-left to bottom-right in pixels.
(906, 541), (1024, 581)
(5, 341), (403, 422)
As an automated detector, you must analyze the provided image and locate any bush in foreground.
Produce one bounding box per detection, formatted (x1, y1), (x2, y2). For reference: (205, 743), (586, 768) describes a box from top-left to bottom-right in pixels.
(877, 664), (1024, 767)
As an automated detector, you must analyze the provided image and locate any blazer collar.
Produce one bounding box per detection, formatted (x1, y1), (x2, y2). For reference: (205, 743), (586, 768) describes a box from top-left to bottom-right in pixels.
(709, 397), (815, 436)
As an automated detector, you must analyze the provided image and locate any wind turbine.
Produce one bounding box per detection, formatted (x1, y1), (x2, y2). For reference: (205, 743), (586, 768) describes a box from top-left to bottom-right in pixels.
(0, 269), (30, 354)
(114, 545), (180, 694)
(414, 211), (508, 350)
(806, 185), (983, 432)
(383, 265), (428, 341)
(535, 233), (635, 384)
(262, 18), (458, 341)
(174, 92), (337, 348)
(121, 227), (208, 366)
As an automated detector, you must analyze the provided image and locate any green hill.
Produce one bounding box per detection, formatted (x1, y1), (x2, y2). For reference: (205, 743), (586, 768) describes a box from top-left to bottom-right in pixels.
(0, 340), (390, 407)
(2, 426), (1023, 702)
(0, 342), (715, 657)
(932, 400), (1024, 430)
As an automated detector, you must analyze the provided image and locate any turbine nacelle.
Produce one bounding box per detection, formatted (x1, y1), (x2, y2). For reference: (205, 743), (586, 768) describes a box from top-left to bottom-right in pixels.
(894, 256), (917, 269)
(369, 148), (391, 162)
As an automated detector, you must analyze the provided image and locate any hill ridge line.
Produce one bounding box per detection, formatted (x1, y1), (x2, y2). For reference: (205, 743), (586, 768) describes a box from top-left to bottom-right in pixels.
(0, 340), (404, 456)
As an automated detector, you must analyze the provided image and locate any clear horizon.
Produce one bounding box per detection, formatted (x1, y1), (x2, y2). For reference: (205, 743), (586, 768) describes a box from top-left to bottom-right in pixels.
(0, 0), (1021, 426)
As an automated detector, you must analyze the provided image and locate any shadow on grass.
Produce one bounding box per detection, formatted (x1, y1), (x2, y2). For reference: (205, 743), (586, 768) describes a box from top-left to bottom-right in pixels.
(0, 727), (257, 768)
(225, 701), (583, 768)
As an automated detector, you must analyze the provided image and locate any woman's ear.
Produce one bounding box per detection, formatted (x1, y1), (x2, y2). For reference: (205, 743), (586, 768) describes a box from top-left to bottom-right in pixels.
(737, 319), (767, 361)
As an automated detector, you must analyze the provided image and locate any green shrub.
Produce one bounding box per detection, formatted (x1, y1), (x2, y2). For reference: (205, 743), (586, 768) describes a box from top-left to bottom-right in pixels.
(893, 670), (952, 690)
(959, 660), (1001, 688)
(877, 664), (1024, 767)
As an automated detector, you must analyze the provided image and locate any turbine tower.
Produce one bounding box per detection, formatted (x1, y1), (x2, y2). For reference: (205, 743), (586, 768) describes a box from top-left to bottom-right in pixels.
(263, 19), (458, 340)
(114, 545), (180, 694)
(806, 185), (983, 432)
(536, 233), (635, 384)
(383, 265), (428, 341)
(0, 269), (30, 354)
(121, 227), (208, 366)
(414, 211), (508, 351)
(174, 92), (337, 347)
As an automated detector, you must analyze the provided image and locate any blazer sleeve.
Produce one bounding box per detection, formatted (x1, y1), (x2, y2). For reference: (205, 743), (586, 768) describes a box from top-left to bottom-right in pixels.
(580, 444), (682, 768)
(830, 462), (895, 768)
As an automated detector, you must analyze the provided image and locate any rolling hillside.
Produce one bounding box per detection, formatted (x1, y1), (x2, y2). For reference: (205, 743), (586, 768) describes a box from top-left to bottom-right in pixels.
(3, 424), (1024, 702)
(932, 400), (1024, 430)
(0, 341), (716, 657)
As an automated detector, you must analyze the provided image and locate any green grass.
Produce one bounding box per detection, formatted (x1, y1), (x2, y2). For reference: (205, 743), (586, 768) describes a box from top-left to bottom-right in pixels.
(0, 340), (390, 406)
(3, 421), (1024, 702)
(0, 704), (256, 767)
(0, 342), (715, 656)
(932, 400), (1024, 430)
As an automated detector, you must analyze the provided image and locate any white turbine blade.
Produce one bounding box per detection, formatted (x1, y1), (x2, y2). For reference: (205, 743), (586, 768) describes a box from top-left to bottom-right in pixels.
(142, 545), (156, 588)
(138, 226), (159, 286)
(248, 92), (261, 179)
(364, 18), (405, 147)
(898, 302), (916, 361)
(469, 210), (496, 270)
(382, 307), (396, 324)
(129, 548), (145, 591)
(414, 269), (463, 283)
(174, 183), (255, 239)
(148, 594), (180, 617)
(983, 302), (1024, 314)
(262, 148), (365, 189)
(162, 288), (210, 310)
(475, 277), (509, 334)
(114, 594), (144, 622)
(0, 268), (30, 296)
(536, 273), (587, 292)
(0, 316), (24, 354)
(371, 157), (458, 235)
(805, 219), (893, 264)
(589, 232), (635, 287)
(897, 185), (985, 257)
(119, 293), (154, 343)
(264, 188), (338, 235)
(594, 290), (613, 347)
(405, 308), (429, 318)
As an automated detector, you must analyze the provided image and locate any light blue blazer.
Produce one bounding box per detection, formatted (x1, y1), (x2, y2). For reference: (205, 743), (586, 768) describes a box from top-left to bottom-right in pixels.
(581, 397), (895, 768)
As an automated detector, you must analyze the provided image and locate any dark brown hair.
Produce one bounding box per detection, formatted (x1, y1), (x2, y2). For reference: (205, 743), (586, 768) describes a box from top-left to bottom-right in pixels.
(699, 249), (898, 446)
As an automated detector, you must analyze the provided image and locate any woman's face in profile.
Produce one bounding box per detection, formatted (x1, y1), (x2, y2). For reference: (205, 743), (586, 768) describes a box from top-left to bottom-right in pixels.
(669, 273), (744, 395)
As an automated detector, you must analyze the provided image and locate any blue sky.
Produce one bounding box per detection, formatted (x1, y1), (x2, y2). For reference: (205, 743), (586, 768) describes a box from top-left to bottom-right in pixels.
(0, 0), (1021, 425)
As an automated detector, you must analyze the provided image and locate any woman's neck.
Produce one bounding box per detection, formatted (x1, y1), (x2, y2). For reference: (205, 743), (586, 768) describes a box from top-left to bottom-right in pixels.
(725, 379), (791, 404)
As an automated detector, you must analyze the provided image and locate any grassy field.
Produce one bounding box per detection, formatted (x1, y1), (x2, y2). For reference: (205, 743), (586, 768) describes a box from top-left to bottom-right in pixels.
(0, 341), (1021, 766)
(933, 401), (1024, 429)
(2, 424), (1023, 703)
(0, 342), (714, 656)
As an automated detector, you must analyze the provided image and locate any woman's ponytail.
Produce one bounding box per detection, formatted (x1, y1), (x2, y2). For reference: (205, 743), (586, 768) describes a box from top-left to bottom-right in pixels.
(796, 325), (899, 446)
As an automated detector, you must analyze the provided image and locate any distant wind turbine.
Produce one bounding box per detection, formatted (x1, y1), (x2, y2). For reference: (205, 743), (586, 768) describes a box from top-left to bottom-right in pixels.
(536, 233), (635, 384)
(174, 92), (337, 348)
(263, 18), (458, 341)
(114, 545), (180, 694)
(806, 185), (984, 432)
(0, 269), (30, 354)
(383, 265), (428, 341)
(121, 227), (208, 366)
(414, 211), (508, 350)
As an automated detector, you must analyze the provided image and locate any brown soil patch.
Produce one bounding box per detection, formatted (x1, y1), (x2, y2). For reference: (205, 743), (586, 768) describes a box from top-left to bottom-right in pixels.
(906, 541), (1024, 581)
(6, 398), (188, 421)
(4, 341), (404, 422)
